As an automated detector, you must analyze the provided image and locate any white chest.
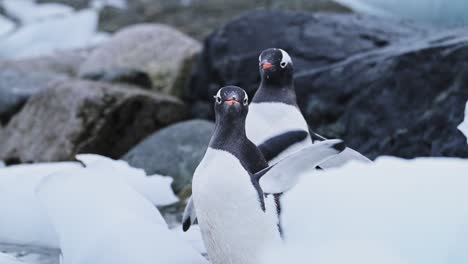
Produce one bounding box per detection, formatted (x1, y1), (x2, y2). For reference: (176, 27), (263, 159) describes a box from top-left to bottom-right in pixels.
(192, 149), (281, 264)
(246, 103), (312, 163)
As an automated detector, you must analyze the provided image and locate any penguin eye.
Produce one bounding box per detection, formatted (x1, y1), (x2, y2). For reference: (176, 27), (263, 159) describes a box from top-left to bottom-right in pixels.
(214, 95), (222, 104)
(280, 61), (287, 68)
(243, 97), (248, 106)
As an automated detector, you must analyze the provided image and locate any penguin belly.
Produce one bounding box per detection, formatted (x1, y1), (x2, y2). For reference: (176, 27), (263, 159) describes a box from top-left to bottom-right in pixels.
(246, 102), (312, 164)
(192, 149), (282, 264)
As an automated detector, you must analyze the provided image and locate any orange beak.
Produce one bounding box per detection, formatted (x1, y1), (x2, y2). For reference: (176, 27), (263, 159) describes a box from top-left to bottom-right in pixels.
(262, 62), (273, 70)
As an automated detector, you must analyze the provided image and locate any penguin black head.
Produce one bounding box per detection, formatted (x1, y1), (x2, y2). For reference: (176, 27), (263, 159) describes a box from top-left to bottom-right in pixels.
(213, 86), (249, 122)
(259, 48), (294, 85)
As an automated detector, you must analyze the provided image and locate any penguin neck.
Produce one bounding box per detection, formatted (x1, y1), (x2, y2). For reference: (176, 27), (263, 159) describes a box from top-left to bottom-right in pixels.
(253, 78), (297, 106)
(210, 117), (248, 150)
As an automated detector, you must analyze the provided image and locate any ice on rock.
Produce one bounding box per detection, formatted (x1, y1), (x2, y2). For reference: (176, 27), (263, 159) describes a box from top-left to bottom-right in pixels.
(458, 101), (468, 144)
(262, 157), (468, 264)
(333, 0), (468, 27)
(36, 165), (207, 264)
(2, 0), (73, 24)
(0, 155), (178, 248)
(0, 9), (106, 60)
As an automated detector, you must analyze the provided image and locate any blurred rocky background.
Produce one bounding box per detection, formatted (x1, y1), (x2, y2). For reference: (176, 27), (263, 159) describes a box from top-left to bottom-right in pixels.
(0, 0), (468, 202)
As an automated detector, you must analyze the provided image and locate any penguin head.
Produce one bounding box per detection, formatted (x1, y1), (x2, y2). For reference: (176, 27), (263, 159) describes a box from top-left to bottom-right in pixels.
(213, 86), (249, 121)
(259, 48), (294, 84)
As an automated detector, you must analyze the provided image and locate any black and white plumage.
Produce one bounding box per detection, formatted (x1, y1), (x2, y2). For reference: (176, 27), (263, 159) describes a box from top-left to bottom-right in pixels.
(183, 48), (371, 232)
(248, 48), (371, 166)
(191, 86), (345, 264)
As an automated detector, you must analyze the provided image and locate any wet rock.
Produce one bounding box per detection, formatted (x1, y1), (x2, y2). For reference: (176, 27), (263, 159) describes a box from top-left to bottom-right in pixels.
(0, 70), (68, 125)
(296, 29), (468, 159)
(123, 119), (214, 194)
(82, 67), (153, 89)
(79, 24), (201, 97)
(0, 80), (188, 164)
(98, 0), (351, 40)
(187, 10), (429, 118)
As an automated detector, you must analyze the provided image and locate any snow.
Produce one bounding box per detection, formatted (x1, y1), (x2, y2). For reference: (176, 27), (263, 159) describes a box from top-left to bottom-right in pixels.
(262, 156), (468, 264)
(458, 101), (468, 144)
(0, 155), (178, 248)
(2, 0), (73, 24)
(0, 9), (105, 60)
(0, 14), (15, 37)
(333, 0), (468, 27)
(0, 253), (24, 264)
(36, 164), (207, 264)
(171, 225), (207, 257)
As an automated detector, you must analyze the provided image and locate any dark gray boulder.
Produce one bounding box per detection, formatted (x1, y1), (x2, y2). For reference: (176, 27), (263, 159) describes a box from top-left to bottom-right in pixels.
(0, 80), (188, 164)
(186, 10), (429, 117)
(0, 70), (68, 125)
(122, 119), (214, 194)
(295, 29), (468, 159)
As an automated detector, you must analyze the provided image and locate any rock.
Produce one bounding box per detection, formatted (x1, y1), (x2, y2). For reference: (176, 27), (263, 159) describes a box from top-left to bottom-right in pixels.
(123, 119), (214, 194)
(79, 24), (201, 97)
(0, 69), (68, 125)
(295, 29), (468, 159)
(98, 0), (351, 40)
(82, 67), (153, 90)
(186, 10), (429, 118)
(0, 80), (188, 164)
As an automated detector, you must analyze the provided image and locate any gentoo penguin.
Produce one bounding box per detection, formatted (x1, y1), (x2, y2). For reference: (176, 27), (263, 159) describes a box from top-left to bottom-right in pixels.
(191, 86), (345, 264)
(247, 48), (372, 166)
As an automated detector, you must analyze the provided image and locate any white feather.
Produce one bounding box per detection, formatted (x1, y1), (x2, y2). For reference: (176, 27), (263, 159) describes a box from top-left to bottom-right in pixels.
(279, 49), (292, 67)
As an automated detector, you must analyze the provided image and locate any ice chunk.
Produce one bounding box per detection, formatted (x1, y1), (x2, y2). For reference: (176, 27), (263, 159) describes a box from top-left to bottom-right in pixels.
(262, 157), (468, 264)
(0, 9), (104, 60)
(36, 165), (207, 264)
(333, 0), (468, 27)
(2, 0), (73, 24)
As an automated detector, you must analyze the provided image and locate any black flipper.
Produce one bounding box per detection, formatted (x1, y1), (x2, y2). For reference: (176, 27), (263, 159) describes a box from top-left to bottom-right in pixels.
(258, 130), (308, 162)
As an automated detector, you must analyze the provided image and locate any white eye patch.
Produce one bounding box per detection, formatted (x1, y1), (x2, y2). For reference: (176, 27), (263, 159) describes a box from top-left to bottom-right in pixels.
(243, 90), (249, 105)
(214, 88), (222, 103)
(279, 49), (292, 68)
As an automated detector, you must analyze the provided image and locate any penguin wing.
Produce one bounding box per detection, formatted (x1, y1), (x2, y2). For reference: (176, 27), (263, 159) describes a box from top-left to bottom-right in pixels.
(256, 139), (346, 194)
(258, 130), (308, 162)
(309, 130), (372, 168)
(182, 196), (197, 232)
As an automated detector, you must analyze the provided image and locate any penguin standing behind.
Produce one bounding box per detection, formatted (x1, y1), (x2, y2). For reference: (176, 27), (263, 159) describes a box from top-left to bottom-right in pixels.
(192, 86), (345, 264)
(248, 48), (371, 166)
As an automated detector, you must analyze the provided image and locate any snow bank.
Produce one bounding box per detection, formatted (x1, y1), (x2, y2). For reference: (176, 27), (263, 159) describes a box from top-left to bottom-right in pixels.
(459, 101), (468, 144)
(0, 155), (177, 248)
(0, 253), (25, 264)
(262, 157), (468, 264)
(36, 164), (207, 264)
(333, 0), (468, 27)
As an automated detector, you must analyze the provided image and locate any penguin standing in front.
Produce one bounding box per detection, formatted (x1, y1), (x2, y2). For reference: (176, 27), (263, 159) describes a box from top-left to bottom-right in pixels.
(192, 86), (345, 264)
